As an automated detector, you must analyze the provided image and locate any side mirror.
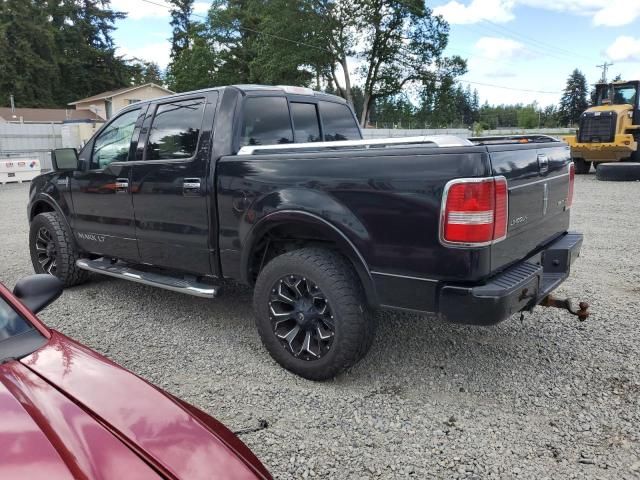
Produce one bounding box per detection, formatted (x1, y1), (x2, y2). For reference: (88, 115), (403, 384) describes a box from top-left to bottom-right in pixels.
(52, 148), (79, 171)
(13, 275), (64, 314)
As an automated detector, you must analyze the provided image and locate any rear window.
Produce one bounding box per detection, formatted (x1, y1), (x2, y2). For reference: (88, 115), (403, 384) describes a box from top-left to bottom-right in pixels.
(291, 103), (321, 143)
(146, 99), (205, 160)
(319, 101), (360, 141)
(241, 97), (293, 146)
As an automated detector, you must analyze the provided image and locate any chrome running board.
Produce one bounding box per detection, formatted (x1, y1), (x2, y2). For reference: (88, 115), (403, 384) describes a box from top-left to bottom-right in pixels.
(76, 258), (218, 298)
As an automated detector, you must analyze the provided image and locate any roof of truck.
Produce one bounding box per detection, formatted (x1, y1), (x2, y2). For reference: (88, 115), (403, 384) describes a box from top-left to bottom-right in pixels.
(114, 85), (347, 117)
(231, 85), (347, 102)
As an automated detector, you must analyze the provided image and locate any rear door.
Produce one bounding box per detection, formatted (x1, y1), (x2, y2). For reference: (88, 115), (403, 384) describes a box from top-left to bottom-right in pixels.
(488, 142), (572, 272)
(130, 93), (218, 274)
(70, 107), (146, 261)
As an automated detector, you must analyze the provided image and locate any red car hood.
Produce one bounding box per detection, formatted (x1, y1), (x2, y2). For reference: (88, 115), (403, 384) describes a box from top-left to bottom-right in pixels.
(0, 331), (267, 480)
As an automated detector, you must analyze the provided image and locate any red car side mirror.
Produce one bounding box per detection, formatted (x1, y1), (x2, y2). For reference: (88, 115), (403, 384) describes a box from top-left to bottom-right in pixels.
(13, 275), (63, 314)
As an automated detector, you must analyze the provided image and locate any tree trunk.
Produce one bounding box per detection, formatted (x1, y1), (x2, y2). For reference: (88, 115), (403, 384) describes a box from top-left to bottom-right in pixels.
(339, 57), (353, 106)
(360, 93), (372, 128)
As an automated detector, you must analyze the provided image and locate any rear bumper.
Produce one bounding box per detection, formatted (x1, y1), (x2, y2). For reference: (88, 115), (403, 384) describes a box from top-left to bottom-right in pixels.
(438, 232), (583, 325)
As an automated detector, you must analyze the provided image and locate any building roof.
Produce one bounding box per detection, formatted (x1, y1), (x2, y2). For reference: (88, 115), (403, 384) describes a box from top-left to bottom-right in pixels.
(0, 107), (105, 123)
(68, 83), (174, 106)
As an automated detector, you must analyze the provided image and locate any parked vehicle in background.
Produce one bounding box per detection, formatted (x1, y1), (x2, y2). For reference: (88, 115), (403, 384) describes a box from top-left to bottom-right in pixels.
(28, 85), (583, 380)
(0, 275), (272, 480)
(564, 80), (640, 173)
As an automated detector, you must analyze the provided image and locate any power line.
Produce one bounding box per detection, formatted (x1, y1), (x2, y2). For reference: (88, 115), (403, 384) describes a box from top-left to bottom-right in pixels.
(478, 18), (595, 62)
(137, 0), (334, 54)
(134, 0), (563, 96)
(458, 79), (561, 95)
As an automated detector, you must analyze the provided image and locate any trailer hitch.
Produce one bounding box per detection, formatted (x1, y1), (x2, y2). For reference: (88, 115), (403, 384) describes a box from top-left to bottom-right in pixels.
(540, 295), (590, 321)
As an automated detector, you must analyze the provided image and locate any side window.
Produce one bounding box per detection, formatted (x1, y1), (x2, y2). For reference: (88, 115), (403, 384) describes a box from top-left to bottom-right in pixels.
(91, 108), (141, 169)
(319, 101), (360, 141)
(291, 103), (321, 143)
(146, 99), (205, 160)
(240, 97), (293, 146)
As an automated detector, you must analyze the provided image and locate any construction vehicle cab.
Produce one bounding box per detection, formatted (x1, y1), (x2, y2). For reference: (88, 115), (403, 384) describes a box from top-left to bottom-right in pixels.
(565, 80), (640, 173)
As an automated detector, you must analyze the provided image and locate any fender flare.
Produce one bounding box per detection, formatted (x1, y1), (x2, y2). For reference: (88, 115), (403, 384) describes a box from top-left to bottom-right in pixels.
(241, 210), (379, 307)
(29, 194), (77, 248)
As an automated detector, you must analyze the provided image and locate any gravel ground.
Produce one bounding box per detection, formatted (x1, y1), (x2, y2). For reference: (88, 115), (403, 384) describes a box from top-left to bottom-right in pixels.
(1, 177), (639, 479)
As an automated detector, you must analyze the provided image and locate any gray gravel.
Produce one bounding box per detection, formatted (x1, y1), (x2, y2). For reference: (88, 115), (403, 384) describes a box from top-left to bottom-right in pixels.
(1, 177), (639, 479)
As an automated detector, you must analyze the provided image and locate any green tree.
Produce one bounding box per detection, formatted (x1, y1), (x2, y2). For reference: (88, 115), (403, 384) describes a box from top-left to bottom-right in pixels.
(47, 0), (131, 105)
(0, 0), (58, 107)
(559, 69), (589, 126)
(129, 60), (164, 85)
(356, 0), (465, 126)
(208, 0), (261, 84)
(169, 0), (193, 57)
(166, 23), (218, 92)
(1, 0), (145, 108)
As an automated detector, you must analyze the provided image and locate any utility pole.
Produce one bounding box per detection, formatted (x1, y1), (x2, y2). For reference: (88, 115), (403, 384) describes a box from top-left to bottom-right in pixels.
(596, 62), (614, 83)
(10, 94), (15, 112)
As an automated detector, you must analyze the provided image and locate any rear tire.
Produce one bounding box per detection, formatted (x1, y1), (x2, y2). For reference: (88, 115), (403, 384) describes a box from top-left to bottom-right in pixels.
(29, 212), (90, 287)
(573, 158), (591, 174)
(253, 248), (374, 381)
(596, 162), (640, 182)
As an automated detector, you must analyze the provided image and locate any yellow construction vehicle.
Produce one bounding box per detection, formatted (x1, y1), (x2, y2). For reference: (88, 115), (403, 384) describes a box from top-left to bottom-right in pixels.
(564, 80), (640, 173)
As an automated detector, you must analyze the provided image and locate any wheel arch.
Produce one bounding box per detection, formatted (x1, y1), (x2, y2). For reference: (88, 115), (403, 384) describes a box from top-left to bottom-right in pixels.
(241, 210), (379, 307)
(29, 195), (77, 248)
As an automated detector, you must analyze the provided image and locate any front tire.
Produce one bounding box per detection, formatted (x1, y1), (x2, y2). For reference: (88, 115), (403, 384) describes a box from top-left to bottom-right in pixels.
(253, 248), (374, 380)
(29, 212), (89, 287)
(573, 158), (591, 174)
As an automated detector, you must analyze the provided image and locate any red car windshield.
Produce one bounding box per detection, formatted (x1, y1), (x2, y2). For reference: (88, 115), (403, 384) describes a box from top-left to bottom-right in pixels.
(0, 295), (44, 362)
(0, 297), (32, 341)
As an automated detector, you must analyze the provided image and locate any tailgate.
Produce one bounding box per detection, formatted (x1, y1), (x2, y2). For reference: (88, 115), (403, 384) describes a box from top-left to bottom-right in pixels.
(488, 142), (572, 273)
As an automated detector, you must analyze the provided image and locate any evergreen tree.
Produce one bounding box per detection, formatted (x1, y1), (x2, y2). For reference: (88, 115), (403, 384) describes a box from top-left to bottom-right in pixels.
(166, 24), (218, 92)
(0, 0), (133, 107)
(129, 60), (164, 85)
(47, 0), (131, 105)
(0, 0), (58, 107)
(168, 0), (194, 58)
(559, 69), (589, 126)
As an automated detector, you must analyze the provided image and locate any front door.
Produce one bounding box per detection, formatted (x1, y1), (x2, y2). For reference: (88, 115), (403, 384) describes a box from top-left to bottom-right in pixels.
(69, 107), (145, 261)
(130, 93), (218, 275)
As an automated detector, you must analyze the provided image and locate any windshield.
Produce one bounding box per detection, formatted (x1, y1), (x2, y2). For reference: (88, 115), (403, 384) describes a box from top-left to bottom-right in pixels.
(613, 85), (637, 105)
(599, 84), (638, 106)
(0, 294), (46, 362)
(0, 296), (32, 341)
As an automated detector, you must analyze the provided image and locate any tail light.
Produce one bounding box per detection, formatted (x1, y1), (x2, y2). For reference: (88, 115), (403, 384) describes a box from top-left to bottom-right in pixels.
(567, 162), (575, 208)
(440, 176), (508, 246)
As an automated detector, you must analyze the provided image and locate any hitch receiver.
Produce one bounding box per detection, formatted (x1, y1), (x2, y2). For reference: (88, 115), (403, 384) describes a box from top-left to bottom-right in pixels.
(540, 295), (590, 321)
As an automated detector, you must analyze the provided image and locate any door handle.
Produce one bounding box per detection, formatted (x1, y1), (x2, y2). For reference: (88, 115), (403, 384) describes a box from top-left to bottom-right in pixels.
(115, 178), (129, 193)
(537, 154), (549, 174)
(183, 178), (201, 195)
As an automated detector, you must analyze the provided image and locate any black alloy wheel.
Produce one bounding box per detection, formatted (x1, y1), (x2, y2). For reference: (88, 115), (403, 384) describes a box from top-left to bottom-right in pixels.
(253, 248), (375, 381)
(269, 274), (335, 361)
(34, 227), (57, 275)
(29, 212), (89, 287)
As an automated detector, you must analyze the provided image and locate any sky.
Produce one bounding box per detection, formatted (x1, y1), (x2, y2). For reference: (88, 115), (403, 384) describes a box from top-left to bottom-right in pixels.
(111, 0), (640, 107)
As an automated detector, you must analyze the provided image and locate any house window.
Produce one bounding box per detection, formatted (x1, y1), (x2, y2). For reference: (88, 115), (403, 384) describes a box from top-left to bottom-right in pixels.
(128, 99), (140, 104)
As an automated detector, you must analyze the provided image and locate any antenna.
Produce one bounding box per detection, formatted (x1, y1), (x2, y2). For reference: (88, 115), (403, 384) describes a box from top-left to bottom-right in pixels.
(596, 62), (614, 83)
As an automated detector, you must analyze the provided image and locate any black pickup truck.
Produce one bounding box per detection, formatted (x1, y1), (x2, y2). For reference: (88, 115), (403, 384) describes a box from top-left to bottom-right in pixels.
(28, 85), (582, 380)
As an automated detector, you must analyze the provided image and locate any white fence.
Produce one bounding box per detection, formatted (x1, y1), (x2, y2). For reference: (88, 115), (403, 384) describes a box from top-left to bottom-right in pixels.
(0, 123), (100, 174)
(0, 123), (63, 173)
(361, 127), (576, 139)
(362, 128), (471, 139)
